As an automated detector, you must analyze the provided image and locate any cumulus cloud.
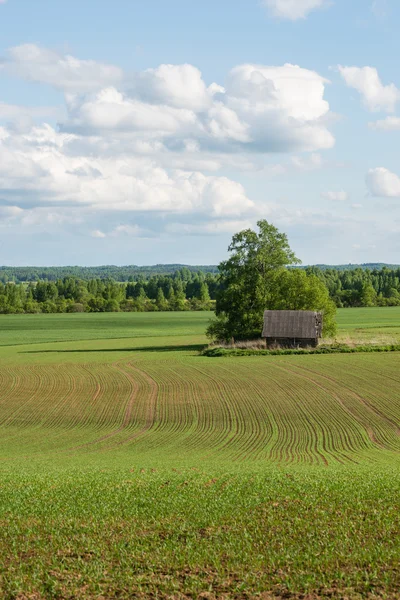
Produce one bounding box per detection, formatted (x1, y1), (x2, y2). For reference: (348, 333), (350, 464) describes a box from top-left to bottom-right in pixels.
(0, 102), (63, 133)
(2, 44), (123, 93)
(263, 0), (331, 20)
(0, 205), (23, 219)
(0, 45), (338, 239)
(215, 63), (334, 152)
(0, 45), (335, 155)
(260, 153), (326, 177)
(59, 61), (334, 154)
(0, 124), (254, 216)
(369, 116), (400, 131)
(321, 190), (348, 201)
(131, 63), (211, 112)
(338, 65), (400, 112)
(366, 167), (400, 197)
(63, 87), (197, 136)
(91, 229), (106, 238)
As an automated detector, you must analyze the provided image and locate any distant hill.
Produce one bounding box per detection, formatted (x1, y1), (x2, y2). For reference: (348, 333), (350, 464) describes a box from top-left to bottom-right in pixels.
(306, 263), (400, 271)
(0, 263), (399, 283)
(0, 264), (219, 283)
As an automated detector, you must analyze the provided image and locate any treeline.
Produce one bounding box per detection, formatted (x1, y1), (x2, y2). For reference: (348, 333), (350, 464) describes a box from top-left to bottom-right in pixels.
(312, 263), (399, 272)
(0, 263), (397, 284)
(0, 264), (218, 284)
(307, 266), (400, 307)
(1, 266), (400, 315)
(0, 269), (217, 314)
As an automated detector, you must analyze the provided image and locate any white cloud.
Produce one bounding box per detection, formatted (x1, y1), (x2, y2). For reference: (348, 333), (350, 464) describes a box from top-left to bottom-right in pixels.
(207, 103), (250, 142)
(0, 205), (23, 219)
(3, 44), (123, 93)
(132, 64), (211, 112)
(60, 60), (334, 154)
(91, 229), (106, 238)
(91, 225), (144, 238)
(351, 203), (363, 209)
(338, 65), (400, 113)
(0, 124), (254, 216)
(321, 190), (348, 201)
(110, 224), (144, 237)
(290, 153), (324, 171)
(201, 177), (254, 216)
(2, 46), (335, 155)
(0, 102), (63, 133)
(263, 0), (331, 20)
(166, 219), (253, 235)
(224, 65), (328, 123)
(366, 167), (400, 197)
(369, 116), (400, 131)
(20, 209), (82, 227)
(260, 153), (326, 177)
(63, 87), (197, 136)
(0, 45), (337, 239)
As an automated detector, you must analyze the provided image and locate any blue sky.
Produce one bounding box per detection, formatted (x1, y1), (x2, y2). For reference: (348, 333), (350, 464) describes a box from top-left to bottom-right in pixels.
(0, 0), (400, 266)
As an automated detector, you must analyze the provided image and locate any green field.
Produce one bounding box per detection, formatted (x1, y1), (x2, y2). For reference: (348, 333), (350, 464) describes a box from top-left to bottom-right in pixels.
(0, 308), (400, 598)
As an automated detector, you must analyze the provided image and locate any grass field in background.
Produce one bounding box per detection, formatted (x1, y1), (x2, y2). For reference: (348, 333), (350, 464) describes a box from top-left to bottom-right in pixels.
(0, 308), (399, 598)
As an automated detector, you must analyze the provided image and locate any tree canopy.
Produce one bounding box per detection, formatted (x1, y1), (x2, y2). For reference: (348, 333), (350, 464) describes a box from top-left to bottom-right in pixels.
(207, 220), (337, 342)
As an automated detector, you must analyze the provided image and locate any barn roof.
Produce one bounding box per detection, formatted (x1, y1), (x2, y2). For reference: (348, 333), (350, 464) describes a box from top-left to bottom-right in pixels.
(262, 310), (322, 339)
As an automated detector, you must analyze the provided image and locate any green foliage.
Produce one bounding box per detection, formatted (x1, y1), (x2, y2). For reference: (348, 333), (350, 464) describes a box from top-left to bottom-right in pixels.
(213, 220), (301, 340)
(202, 343), (400, 357)
(0, 273), (213, 315)
(3, 263), (400, 315)
(0, 264), (219, 283)
(360, 282), (378, 307)
(207, 220), (336, 341)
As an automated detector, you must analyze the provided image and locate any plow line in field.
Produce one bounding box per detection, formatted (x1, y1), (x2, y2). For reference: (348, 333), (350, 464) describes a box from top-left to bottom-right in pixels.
(0, 352), (399, 465)
(288, 362), (400, 450)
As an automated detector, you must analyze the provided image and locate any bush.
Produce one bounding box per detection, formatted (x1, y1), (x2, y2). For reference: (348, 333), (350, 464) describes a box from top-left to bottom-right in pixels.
(201, 343), (400, 358)
(67, 303), (85, 313)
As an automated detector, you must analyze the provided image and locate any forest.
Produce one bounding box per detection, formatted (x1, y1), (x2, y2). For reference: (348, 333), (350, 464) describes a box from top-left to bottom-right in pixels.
(0, 264), (218, 283)
(0, 265), (400, 314)
(0, 263), (397, 284)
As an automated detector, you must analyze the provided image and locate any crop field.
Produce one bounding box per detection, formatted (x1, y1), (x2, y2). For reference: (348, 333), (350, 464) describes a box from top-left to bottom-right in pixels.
(0, 308), (400, 598)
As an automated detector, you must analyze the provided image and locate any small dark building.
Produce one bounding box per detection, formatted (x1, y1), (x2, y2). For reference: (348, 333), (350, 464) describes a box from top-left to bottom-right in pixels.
(262, 310), (323, 348)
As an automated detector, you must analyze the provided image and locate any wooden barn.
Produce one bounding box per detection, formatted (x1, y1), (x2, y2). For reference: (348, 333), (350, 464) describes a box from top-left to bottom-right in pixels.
(262, 310), (323, 348)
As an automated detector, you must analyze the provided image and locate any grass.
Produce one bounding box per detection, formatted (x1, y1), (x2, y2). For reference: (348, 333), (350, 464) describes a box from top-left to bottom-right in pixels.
(0, 308), (400, 598)
(1, 467), (399, 599)
(202, 343), (400, 356)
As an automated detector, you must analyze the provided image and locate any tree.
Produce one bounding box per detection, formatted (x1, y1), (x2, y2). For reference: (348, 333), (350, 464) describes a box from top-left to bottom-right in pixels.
(105, 298), (120, 312)
(207, 220), (336, 341)
(199, 282), (211, 305)
(156, 287), (169, 311)
(173, 279), (187, 311)
(360, 283), (377, 307)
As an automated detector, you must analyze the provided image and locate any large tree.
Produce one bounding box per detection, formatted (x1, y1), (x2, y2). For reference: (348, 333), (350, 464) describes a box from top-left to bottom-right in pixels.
(207, 220), (336, 341)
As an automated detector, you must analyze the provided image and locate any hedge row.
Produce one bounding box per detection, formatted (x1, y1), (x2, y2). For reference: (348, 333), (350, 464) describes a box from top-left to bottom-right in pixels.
(201, 344), (400, 357)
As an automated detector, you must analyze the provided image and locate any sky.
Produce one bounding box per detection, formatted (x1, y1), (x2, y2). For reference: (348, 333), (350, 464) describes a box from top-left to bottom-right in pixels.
(0, 0), (400, 266)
